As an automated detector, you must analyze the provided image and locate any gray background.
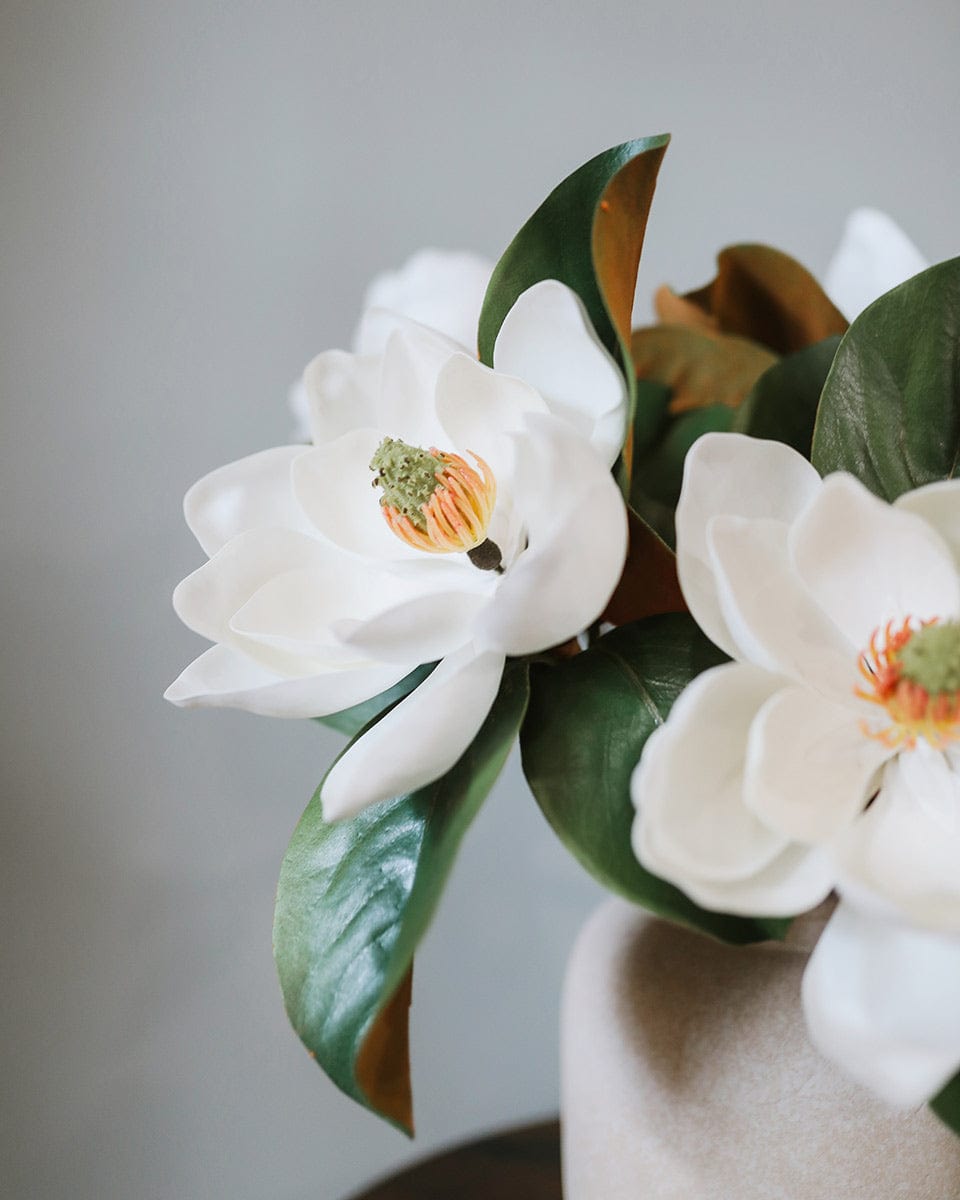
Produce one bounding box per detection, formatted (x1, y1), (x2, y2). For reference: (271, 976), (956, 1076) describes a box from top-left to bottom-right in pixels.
(2, 2), (957, 1198)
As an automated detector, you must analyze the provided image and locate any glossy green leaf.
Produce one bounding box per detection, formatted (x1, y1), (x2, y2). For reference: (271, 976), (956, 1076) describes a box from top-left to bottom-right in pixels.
(633, 403), (733, 509)
(477, 135), (669, 482)
(812, 259), (960, 499)
(275, 660), (530, 1133)
(931, 1070), (960, 1138)
(733, 335), (841, 458)
(520, 615), (789, 945)
(631, 378), (671, 460)
(316, 663), (436, 737)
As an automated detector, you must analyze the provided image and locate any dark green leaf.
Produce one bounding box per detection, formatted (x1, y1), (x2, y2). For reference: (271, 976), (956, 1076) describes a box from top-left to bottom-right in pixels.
(811, 258), (960, 499)
(633, 404), (733, 509)
(520, 615), (789, 945)
(631, 378), (671, 460)
(931, 1070), (960, 1137)
(316, 663), (436, 737)
(477, 135), (669, 484)
(733, 335), (841, 457)
(274, 660), (530, 1133)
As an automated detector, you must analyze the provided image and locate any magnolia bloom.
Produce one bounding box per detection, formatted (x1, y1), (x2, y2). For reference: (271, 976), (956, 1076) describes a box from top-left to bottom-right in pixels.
(632, 433), (960, 1108)
(824, 208), (928, 321)
(168, 290), (627, 819)
(290, 249), (494, 440)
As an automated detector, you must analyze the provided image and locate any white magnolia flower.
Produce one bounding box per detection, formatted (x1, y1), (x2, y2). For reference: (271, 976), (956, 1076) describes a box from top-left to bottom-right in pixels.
(290, 249), (493, 440)
(168, 293), (627, 820)
(824, 208), (928, 322)
(632, 432), (960, 1107)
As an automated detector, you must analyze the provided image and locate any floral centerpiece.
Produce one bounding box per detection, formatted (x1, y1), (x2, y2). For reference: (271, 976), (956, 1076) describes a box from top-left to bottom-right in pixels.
(166, 137), (960, 1142)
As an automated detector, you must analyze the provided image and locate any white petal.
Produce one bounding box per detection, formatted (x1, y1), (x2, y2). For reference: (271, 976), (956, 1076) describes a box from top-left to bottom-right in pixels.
(835, 744), (960, 934)
(493, 280), (626, 467)
(707, 514), (855, 695)
(676, 433), (821, 661)
(744, 685), (891, 843)
(802, 901), (960, 1106)
(473, 414), (627, 656)
(184, 446), (313, 557)
(632, 663), (791, 886)
(165, 644), (408, 718)
(434, 351), (547, 477)
(331, 589), (491, 665)
(302, 350), (379, 446)
(790, 473), (960, 647)
(823, 208), (928, 322)
(373, 320), (460, 448)
(352, 249), (492, 354)
(287, 377), (311, 443)
(228, 564), (427, 666)
(896, 479), (960, 569)
(320, 645), (505, 819)
(172, 527), (339, 648)
(291, 428), (423, 563)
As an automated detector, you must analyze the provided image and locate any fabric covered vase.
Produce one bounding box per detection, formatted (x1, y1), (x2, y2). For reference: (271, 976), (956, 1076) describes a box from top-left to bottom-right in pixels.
(561, 899), (960, 1198)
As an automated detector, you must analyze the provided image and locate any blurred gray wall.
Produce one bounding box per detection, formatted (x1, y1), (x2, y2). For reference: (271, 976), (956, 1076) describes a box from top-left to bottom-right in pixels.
(2, 2), (957, 1197)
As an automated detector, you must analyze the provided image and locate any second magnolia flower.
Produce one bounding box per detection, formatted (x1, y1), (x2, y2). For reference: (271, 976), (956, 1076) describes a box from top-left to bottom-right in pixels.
(167, 275), (629, 819)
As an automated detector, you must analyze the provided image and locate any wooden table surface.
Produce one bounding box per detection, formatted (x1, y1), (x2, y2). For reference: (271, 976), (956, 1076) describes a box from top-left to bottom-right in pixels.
(346, 1119), (562, 1200)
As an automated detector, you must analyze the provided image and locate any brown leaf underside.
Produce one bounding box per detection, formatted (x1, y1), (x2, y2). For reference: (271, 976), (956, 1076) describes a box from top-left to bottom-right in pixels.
(355, 968), (414, 1134)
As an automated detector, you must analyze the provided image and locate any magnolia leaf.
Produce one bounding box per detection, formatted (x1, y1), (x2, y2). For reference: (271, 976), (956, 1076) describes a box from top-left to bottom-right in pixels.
(520, 615), (788, 945)
(634, 404), (734, 509)
(812, 258), (960, 499)
(632, 325), (778, 415)
(477, 135), (669, 481)
(275, 660), (530, 1133)
(601, 509), (686, 626)
(732, 336), (841, 457)
(316, 663), (436, 737)
(681, 244), (848, 355)
(932, 1070), (960, 1137)
(631, 378), (671, 460)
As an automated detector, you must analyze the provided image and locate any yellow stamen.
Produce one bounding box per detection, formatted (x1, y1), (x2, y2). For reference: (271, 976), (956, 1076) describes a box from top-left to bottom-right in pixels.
(381, 448), (497, 555)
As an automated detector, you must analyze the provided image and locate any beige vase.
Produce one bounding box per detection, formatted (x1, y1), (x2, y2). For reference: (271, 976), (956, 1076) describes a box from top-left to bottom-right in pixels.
(561, 899), (960, 1199)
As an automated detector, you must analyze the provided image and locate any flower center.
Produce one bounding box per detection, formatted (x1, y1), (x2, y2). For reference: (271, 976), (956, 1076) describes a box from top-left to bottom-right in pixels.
(370, 436), (501, 569)
(855, 617), (960, 750)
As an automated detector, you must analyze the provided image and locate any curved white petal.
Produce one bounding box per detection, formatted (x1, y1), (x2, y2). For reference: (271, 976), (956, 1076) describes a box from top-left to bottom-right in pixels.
(632, 663), (792, 888)
(164, 644), (408, 718)
(835, 744), (960, 934)
(823, 208), (928, 322)
(790, 473), (960, 647)
(434, 351), (547, 478)
(228, 564), (427, 666)
(302, 349), (379, 447)
(172, 527), (340, 647)
(331, 589), (491, 665)
(373, 320), (461, 448)
(473, 414), (627, 656)
(320, 644), (505, 819)
(493, 280), (626, 467)
(291, 428), (423, 564)
(184, 446), (313, 557)
(352, 249), (493, 355)
(896, 479), (960, 570)
(744, 684), (891, 843)
(707, 514), (855, 696)
(802, 901), (960, 1106)
(676, 434), (821, 661)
